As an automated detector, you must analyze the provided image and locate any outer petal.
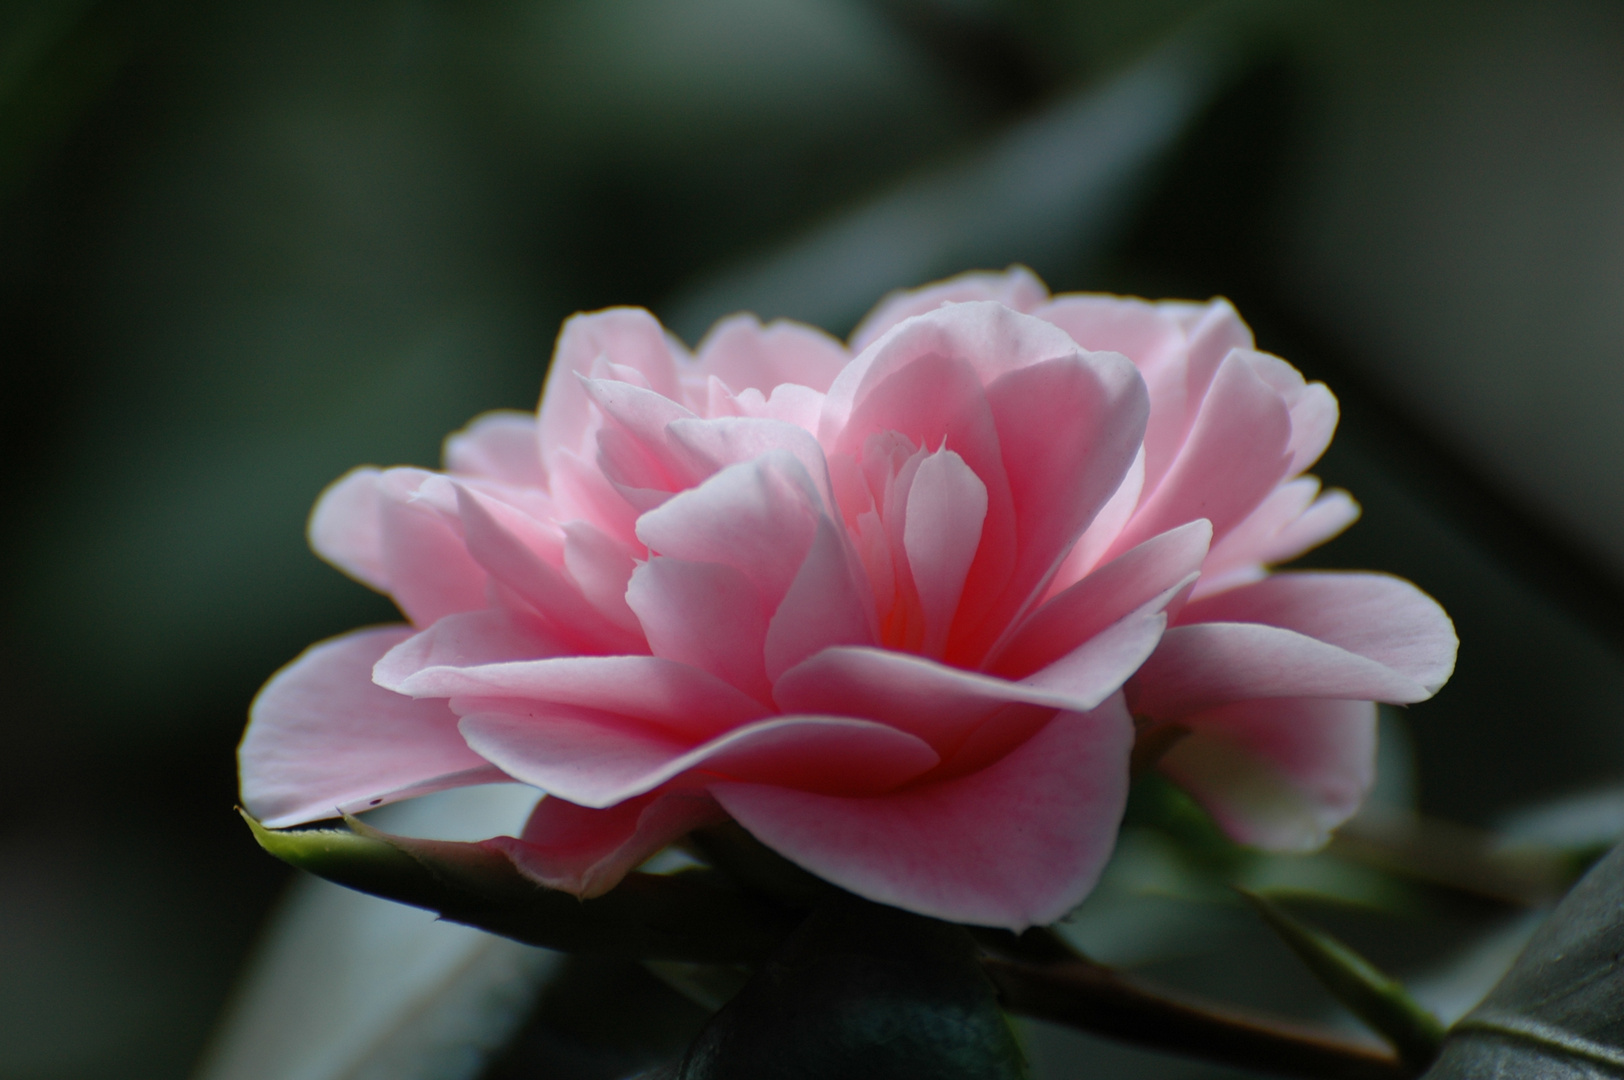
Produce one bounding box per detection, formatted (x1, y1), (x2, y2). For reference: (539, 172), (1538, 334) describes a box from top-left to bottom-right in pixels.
(1197, 479), (1359, 596)
(991, 519), (1211, 679)
(693, 314), (849, 394)
(374, 469), (493, 625)
(1175, 572), (1457, 694)
(490, 790), (727, 898)
(1129, 623), (1433, 719)
(1107, 350), (1293, 559)
(443, 411), (544, 487)
(712, 696), (1136, 930)
(383, 654), (770, 741)
(1157, 697), (1377, 851)
(240, 627), (503, 828)
(848, 266), (1048, 353)
(308, 468), (388, 591)
(457, 712), (940, 808)
(773, 641), (1153, 754)
(538, 308), (686, 466)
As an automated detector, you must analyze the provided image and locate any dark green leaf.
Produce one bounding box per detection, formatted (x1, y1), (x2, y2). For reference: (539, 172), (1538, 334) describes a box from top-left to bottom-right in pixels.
(670, 898), (1027, 1080)
(1241, 889), (1444, 1068)
(242, 810), (796, 964)
(1425, 841), (1624, 1077)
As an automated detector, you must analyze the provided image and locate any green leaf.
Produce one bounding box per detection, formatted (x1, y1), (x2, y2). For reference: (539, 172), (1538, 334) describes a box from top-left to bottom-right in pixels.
(669, 898), (1027, 1080)
(1424, 841), (1624, 1077)
(1241, 889), (1445, 1068)
(242, 810), (796, 964)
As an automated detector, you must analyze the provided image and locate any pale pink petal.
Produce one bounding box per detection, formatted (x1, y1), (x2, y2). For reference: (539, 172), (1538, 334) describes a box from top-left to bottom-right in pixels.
(1285, 382), (1338, 476)
(561, 521), (641, 634)
(375, 469), (490, 626)
(1106, 351), (1292, 559)
(580, 375), (703, 495)
(1262, 489), (1360, 565)
(626, 557), (774, 703)
(459, 712), (940, 808)
(711, 697), (1135, 930)
(373, 608), (569, 690)
(1032, 295), (1185, 373)
(491, 790), (727, 898)
(454, 485), (644, 654)
(693, 314), (850, 394)
(547, 447), (641, 546)
(388, 655), (769, 741)
(773, 645), (1140, 751)
(1158, 697), (1377, 851)
(240, 627), (504, 828)
(443, 411), (544, 487)
(848, 266), (1049, 353)
(991, 520), (1211, 678)
(966, 351), (1148, 660)
(1128, 623), (1432, 719)
(763, 516), (878, 681)
(904, 449), (988, 658)
(308, 467), (388, 591)
(1049, 446), (1145, 590)
(538, 308), (686, 465)
(1176, 573), (1457, 694)
(1178, 299), (1255, 407)
(635, 451), (822, 609)
(827, 325), (1022, 646)
(665, 416), (834, 507)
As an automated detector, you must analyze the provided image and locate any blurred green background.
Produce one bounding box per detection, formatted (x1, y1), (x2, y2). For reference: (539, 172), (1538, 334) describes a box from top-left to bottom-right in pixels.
(6, 1), (1624, 1077)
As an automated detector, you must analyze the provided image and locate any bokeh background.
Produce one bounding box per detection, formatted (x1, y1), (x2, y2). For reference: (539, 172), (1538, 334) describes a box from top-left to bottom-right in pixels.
(6, 1), (1624, 1077)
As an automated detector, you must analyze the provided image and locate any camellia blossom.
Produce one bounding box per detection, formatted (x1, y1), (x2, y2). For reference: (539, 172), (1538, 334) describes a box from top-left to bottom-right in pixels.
(240, 268), (1455, 930)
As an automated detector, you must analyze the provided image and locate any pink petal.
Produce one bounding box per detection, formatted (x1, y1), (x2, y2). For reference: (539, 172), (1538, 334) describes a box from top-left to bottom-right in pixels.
(1158, 697), (1377, 851)
(1261, 489), (1361, 566)
(308, 467), (388, 591)
(763, 516), (878, 681)
(490, 790), (727, 898)
(693, 314), (850, 394)
(1176, 573), (1457, 694)
(992, 520), (1212, 678)
(904, 449), (989, 658)
(635, 452), (822, 610)
(443, 411), (544, 487)
(967, 351), (1149, 659)
(454, 485), (644, 654)
(826, 325), (1022, 649)
(847, 266), (1049, 353)
(773, 645), (1139, 752)
(548, 447), (641, 547)
(1107, 350), (1293, 559)
(561, 521), (642, 634)
(711, 696), (1135, 930)
(538, 308), (686, 466)
(388, 655), (769, 741)
(1128, 623), (1433, 719)
(375, 469), (490, 626)
(458, 712), (940, 808)
(240, 627), (504, 828)
(665, 416), (834, 506)
(373, 608), (569, 690)
(626, 557), (774, 703)
(1049, 446), (1145, 589)
(580, 374), (703, 495)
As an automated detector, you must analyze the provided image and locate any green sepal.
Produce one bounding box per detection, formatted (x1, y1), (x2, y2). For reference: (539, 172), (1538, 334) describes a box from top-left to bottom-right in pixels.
(242, 809), (796, 964)
(1240, 888), (1445, 1068)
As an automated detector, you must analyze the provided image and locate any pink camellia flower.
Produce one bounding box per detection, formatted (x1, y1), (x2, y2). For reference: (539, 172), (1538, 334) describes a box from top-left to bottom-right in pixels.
(240, 270), (1455, 930)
